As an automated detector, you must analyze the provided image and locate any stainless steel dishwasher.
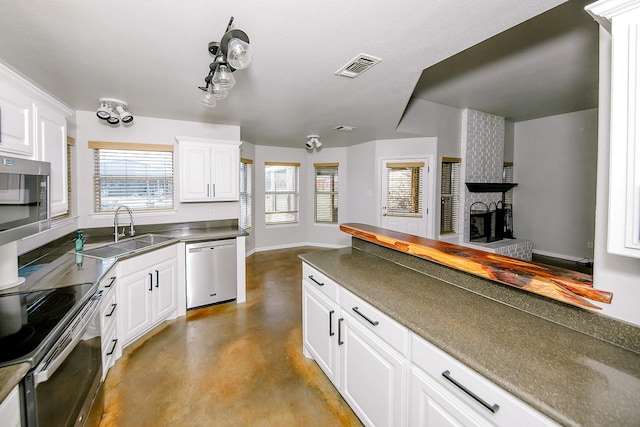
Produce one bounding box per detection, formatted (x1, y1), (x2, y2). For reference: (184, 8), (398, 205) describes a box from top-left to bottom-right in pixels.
(186, 239), (237, 309)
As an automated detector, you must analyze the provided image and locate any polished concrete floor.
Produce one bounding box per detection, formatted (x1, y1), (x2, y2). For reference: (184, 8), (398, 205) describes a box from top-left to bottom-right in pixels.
(87, 247), (363, 427)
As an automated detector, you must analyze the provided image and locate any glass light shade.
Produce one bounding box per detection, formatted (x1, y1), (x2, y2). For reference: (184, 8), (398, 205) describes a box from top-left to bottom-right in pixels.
(226, 38), (252, 70)
(212, 82), (228, 100)
(200, 84), (217, 108)
(212, 64), (235, 90)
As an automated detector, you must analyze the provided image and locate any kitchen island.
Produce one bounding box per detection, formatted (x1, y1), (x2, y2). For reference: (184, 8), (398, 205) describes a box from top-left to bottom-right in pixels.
(299, 224), (640, 426)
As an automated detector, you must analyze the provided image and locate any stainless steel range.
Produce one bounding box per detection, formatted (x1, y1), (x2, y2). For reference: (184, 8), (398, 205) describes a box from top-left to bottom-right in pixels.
(0, 271), (102, 426)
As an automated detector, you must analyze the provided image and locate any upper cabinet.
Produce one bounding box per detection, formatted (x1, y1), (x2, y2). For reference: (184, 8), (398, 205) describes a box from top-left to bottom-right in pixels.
(0, 64), (73, 217)
(176, 136), (240, 202)
(587, 0), (640, 258)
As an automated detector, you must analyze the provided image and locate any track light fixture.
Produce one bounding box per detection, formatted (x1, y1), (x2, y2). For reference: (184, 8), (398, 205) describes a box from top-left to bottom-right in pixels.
(306, 135), (322, 150)
(96, 98), (134, 125)
(198, 16), (252, 108)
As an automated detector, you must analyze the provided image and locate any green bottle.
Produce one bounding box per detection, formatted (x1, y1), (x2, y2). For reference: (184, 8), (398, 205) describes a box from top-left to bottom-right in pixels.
(75, 230), (85, 252)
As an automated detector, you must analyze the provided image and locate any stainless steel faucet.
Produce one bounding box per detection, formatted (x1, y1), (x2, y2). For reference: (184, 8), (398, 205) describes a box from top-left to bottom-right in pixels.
(114, 205), (136, 242)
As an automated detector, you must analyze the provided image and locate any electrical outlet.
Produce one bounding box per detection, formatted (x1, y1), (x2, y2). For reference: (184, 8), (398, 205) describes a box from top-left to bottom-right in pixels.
(587, 242), (593, 249)
(209, 209), (216, 218)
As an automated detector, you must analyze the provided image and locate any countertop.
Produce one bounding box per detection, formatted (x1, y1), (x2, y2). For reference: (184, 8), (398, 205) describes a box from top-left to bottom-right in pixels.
(1, 222), (247, 402)
(299, 247), (640, 426)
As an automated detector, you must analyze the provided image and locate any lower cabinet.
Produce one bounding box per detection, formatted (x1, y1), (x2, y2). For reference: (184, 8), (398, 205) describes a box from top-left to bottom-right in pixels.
(0, 385), (21, 427)
(117, 245), (178, 347)
(99, 275), (119, 378)
(301, 261), (558, 427)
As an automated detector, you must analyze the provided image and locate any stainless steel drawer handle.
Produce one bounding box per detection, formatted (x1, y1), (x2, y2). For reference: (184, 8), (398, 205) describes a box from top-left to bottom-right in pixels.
(352, 306), (379, 326)
(106, 339), (118, 356)
(308, 275), (324, 287)
(105, 303), (117, 317)
(442, 370), (500, 414)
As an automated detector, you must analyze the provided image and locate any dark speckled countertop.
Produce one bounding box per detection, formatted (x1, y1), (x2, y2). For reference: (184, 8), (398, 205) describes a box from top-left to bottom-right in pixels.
(299, 247), (640, 427)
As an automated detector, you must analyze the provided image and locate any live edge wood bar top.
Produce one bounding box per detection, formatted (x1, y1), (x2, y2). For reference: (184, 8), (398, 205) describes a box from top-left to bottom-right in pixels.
(340, 223), (612, 310)
(300, 225), (640, 426)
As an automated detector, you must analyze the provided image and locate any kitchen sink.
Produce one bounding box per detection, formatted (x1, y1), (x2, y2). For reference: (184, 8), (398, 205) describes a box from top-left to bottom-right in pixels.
(79, 234), (176, 259)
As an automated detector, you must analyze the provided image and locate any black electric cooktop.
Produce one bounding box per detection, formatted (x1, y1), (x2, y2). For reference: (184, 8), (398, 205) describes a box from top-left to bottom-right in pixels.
(0, 282), (96, 367)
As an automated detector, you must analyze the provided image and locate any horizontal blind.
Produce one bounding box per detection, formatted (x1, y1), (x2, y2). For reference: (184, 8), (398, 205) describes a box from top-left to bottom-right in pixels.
(386, 164), (423, 217)
(315, 164), (339, 223)
(265, 163), (299, 224)
(440, 160), (460, 234)
(93, 148), (174, 212)
(240, 160), (253, 229)
(503, 163), (514, 205)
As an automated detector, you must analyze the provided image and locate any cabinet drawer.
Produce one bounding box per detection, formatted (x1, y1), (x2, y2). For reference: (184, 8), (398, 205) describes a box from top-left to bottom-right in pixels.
(411, 333), (557, 426)
(340, 287), (408, 356)
(302, 263), (338, 301)
(118, 244), (177, 276)
(100, 287), (118, 330)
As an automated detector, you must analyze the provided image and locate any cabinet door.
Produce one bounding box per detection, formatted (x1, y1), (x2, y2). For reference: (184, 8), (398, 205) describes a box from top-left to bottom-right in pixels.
(0, 385), (21, 427)
(152, 257), (178, 321)
(118, 269), (153, 345)
(179, 142), (212, 201)
(302, 282), (340, 386)
(409, 367), (491, 427)
(340, 314), (406, 427)
(0, 83), (34, 157)
(211, 143), (239, 200)
(37, 104), (68, 217)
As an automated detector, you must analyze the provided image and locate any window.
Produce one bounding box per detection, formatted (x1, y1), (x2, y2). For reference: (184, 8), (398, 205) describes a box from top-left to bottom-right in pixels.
(89, 141), (174, 212)
(314, 163), (339, 223)
(440, 157), (461, 234)
(385, 162), (424, 217)
(265, 162), (299, 224)
(240, 158), (253, 229)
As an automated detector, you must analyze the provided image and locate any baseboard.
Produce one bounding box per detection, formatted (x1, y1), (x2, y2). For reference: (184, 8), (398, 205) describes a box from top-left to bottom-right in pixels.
(253, 241), (347, 253)
(532, 249), (591, 263)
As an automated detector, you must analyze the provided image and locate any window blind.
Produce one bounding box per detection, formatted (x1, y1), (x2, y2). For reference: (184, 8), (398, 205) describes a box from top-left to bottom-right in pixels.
(265, 162), (300, 224)
(385, 162), (424, 217)
(314, 163), (339, 223)
(240, 159), (253, 229)
(441, 159), (461, 234)
(503, 163), (514, 205)
(92, 145), (174, 212)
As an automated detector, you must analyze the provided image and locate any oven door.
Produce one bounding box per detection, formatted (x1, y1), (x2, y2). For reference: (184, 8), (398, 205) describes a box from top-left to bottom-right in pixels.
(22, 291), (103, 427)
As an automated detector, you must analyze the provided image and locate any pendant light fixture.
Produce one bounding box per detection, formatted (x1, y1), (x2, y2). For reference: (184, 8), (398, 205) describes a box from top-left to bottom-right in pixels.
(198, 17), (252, 107)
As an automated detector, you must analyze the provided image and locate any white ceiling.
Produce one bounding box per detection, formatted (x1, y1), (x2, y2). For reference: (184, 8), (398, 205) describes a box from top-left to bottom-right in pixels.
(0, 0), (580, 149)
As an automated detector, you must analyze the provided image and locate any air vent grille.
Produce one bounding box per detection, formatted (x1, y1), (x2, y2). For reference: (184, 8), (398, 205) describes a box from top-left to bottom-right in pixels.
(335, 54), (382, 78)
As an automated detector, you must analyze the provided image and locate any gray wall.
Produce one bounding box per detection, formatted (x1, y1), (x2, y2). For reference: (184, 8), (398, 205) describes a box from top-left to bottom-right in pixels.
(513, 108), (597, 259)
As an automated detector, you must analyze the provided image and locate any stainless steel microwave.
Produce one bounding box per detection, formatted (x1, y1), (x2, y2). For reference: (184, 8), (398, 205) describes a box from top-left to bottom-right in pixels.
(0, 155), (50, 245)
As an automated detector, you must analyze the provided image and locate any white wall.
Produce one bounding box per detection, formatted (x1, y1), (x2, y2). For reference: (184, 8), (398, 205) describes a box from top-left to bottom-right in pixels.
(513, 109), (598, 260)
(592, 28), (640, 327)
(345, 141), (377, 225)
(74, 111), (241, 230)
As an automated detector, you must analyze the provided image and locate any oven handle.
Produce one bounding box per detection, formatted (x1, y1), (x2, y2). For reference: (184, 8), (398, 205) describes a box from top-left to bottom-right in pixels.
(34, 291), (102, 386)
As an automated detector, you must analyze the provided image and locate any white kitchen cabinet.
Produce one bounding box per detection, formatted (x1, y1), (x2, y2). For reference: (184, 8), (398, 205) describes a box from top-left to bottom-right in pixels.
(37, 103), (68, 217)
(410, 333), (558, 427)
(0, 385), (21, 427)
(99, 274), (119, 378)
(0, 80), (34, 157)
(340, 309), (407, 427)
(176, 136), (240, 202)
(118, 245), (178, 346)
(302, 279), (341, 386)
(587, 1), (640, 258)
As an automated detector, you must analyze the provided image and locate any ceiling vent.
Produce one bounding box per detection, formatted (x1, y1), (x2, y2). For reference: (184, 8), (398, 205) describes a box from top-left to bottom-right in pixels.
(334, 125), (355, 132)
(335, 54), (382, 78)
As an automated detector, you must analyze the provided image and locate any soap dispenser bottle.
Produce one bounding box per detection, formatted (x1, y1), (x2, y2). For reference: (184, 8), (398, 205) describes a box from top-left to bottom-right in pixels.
(75, 230), (85, 252)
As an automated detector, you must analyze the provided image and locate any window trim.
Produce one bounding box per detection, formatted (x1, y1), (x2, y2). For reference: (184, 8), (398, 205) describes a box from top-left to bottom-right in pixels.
(314, 162), (339, 224)
(264, 161), (300, 225)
